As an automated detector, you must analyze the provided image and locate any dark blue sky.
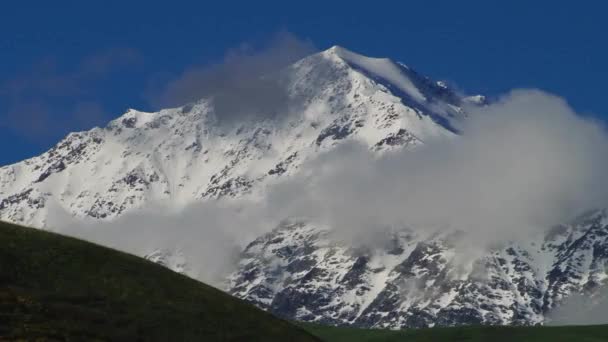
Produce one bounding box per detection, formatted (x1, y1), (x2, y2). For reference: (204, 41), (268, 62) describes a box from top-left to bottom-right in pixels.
(1, 1), (606, 165)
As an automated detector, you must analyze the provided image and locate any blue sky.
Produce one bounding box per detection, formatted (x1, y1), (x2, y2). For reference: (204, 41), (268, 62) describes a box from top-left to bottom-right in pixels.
(1, 1), (606, 165)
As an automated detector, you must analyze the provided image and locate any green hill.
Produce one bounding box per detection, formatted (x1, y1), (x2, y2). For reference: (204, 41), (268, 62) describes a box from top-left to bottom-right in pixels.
(303, 321), (608, 341)
(0, 220), (319, 341)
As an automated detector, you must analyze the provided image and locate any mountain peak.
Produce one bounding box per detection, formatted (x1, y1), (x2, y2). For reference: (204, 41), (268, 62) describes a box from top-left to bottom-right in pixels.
(318, 45), (427, 104)
(0, 43), (469, 227)
(323, 45), (358, 56)
(322, 45), (387, 61)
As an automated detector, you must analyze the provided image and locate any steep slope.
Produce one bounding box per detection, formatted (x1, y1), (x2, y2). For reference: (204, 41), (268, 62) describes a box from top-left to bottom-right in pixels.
(0, 220), (319, 341)
(228, 211), (608, 329)
(0, 46), (471, 228)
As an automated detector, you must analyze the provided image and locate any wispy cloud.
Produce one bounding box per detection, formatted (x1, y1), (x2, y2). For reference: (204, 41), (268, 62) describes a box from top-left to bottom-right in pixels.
(50, 89), (608, 291)
(0, 47), (141, 143)
(547, 290), (608, 325)
(146, 31), (317, 126)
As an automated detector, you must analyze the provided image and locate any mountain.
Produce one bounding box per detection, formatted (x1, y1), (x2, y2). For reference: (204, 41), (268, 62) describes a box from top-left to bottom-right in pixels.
(0, 220), (319, 341)
(228, 211), (608, 328)
(0, 46), (475, 227)
(1, 46), (604, 329)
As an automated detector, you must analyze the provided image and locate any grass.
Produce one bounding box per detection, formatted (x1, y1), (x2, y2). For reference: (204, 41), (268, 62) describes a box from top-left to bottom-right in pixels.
(303, 322), (608, 341)
(0, 220), (319, 341)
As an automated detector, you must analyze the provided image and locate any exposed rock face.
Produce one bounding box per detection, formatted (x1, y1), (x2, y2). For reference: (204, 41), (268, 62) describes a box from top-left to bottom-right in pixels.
(227, 211), (608, 328)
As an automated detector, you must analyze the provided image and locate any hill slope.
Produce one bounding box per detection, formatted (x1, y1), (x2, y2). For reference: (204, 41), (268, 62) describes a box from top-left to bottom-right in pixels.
(0, 220), (318, 341)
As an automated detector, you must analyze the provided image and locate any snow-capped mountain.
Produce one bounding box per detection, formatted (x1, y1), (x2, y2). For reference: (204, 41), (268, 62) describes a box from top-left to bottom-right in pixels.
(228, 210), (608, 328)
(0, 46), (470, 227)
(2, 46), (603, 329)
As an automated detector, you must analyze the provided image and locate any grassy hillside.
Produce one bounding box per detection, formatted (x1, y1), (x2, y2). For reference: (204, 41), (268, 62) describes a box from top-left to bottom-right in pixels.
(0, 220), (319, 341)
(303, 323), (608, 342)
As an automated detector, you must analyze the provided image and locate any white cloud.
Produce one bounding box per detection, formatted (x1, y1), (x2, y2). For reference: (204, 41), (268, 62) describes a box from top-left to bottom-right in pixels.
(547, 289), (608, 325)
(49, 89), (608, 296)
(267, 89), (608, 247)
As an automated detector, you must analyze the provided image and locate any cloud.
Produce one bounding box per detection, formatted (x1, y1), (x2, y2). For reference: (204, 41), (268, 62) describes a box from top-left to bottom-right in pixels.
(547, 289), (608, 325)
(4, 101), (55, 140)
(0, 47), (140, 143)
(48, 89), (608, 290)
(267, 90), (608, 247)
(3, 100), (110, 141)
(50, 199), (275, 286)
(78, 47), (140, 77)
(147, 31), (317, 126)
(1, 47), (140, 99)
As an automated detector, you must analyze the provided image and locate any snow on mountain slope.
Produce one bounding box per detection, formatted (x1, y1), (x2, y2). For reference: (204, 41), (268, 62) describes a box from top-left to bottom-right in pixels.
(332, 47), (427, 104)
(4, 45), (602, 329)
(228, 210), (608, 328)
(0, 46), (466, 228)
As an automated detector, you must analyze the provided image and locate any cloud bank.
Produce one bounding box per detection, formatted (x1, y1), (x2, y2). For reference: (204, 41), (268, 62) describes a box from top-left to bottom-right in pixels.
(49, 89), (608, 290)
(547, 289), (608, 325)
(52, 200), (270, 286)
(269, 90), (608, 246)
